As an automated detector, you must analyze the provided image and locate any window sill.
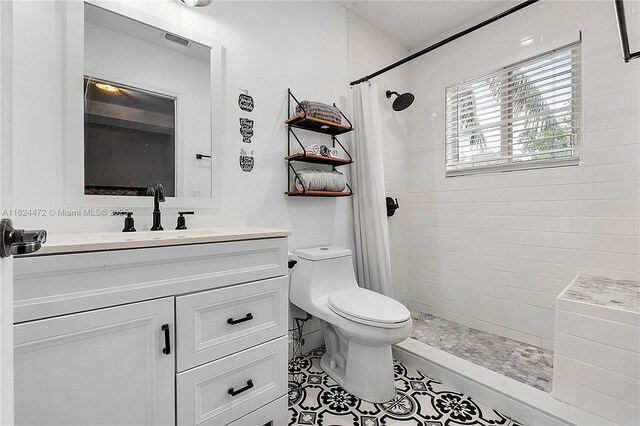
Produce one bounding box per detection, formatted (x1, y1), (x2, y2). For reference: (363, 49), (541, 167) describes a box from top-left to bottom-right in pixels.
(445, 156), (580, 178)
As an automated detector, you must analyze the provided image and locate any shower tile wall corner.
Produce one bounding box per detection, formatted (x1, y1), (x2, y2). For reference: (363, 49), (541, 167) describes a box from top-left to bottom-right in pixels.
(404, 0), (640, 349)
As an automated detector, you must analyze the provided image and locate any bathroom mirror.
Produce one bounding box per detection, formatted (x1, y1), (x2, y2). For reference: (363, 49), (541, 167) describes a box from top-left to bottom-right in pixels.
(62, 1), (222, 208)
(84, 77), (178, 197)
(84, 2), (211, 198)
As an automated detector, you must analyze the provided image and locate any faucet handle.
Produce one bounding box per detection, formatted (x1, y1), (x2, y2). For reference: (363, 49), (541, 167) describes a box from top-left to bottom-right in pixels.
(176, 212), (194, 230)
(113, 211), (136, 232)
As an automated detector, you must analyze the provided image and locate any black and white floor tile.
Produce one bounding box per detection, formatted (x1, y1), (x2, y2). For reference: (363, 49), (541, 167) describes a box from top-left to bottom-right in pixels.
(288, 347), (524, 426)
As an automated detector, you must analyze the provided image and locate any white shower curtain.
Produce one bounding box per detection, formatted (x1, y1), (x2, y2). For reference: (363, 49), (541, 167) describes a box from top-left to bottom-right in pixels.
(349, 83), (393, 297)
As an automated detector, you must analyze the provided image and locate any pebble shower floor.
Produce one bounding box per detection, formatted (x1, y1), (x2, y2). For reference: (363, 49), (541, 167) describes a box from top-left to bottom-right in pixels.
(288, 347), (524, 426)
(409, 310), (554, 392)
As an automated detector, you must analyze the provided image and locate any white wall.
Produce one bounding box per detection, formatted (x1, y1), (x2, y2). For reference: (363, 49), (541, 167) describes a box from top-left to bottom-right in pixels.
(347, 11), (411, 303)
(8, 0), (409, 353)
(10, 0), (353, 254)
(8, 0), (413, 280)
(406, 0), (640, 349)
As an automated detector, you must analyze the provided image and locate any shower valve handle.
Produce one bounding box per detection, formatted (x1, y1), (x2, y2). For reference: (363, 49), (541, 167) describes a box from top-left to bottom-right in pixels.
(386, 197), (400, 217)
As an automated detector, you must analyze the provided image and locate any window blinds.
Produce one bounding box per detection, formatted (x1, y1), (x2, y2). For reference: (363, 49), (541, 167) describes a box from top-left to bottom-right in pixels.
(445, 42), (581, 176)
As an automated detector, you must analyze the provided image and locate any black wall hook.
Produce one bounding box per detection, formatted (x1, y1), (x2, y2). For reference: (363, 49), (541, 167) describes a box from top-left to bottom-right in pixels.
(386, 197), (400, 217)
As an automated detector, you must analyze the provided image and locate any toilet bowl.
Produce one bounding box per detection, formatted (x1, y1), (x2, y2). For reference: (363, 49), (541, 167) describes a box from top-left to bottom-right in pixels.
(289, 246), (412, 403)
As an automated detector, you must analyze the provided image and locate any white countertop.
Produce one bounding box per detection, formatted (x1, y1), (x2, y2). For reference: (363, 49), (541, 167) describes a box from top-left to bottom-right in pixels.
(32, 226), (291, 255)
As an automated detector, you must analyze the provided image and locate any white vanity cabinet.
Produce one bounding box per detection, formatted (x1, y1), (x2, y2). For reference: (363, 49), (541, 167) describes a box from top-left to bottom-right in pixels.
(14, 297), (176, 425)
(13, 234), (290, 426)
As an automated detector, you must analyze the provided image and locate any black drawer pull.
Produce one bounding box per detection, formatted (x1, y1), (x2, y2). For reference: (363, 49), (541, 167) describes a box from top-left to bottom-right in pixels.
(228, 379), (253, 396)
(262, 422), (273, 426)
(227, 313), (253, 325)
(162, 324), (171, 355)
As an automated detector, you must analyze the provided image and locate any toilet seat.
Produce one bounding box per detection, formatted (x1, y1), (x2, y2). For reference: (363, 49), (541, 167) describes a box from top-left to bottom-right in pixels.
(328, 288), (411, 329)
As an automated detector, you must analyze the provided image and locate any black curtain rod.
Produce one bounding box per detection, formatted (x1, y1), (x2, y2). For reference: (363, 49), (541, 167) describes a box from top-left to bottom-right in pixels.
(350, 0), (540, 86)
(614, 0), (640, 63)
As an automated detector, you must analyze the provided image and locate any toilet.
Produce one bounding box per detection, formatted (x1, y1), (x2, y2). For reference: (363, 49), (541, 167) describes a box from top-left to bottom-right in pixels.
(290, 246), (412, 403)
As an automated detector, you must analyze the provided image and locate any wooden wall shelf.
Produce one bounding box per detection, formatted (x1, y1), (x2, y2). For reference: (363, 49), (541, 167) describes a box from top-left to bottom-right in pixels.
(285, 114), (353, 136)
(285, 190), (351, 197)
(285, 153), (353, 166)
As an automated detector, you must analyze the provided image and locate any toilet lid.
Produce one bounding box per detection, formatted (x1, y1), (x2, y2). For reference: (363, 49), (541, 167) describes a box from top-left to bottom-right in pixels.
(328, 288), (411, 328)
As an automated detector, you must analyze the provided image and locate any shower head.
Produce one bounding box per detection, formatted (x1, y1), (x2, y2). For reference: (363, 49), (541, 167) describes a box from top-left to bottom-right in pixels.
(386, 90), (415, 111)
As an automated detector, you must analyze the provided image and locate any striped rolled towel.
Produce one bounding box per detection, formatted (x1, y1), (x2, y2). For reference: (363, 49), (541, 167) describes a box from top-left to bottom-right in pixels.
(295, 101), (342, 125)
(294, 169), (347, 192)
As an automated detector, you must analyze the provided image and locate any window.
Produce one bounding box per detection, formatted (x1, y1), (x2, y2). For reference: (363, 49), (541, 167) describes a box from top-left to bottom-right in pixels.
(445, 42), (581, 176)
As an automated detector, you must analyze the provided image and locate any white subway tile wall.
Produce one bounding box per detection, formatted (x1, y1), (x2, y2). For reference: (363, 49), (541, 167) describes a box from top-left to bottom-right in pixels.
(554, 295), (639, 424)
(404, 0), (640, 349)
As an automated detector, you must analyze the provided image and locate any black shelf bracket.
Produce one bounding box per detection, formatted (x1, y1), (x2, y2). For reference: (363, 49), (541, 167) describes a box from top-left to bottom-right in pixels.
(289, 128), (306, 156)
(331, 136), (352, 163)
(288, 88), (306, 119)
(345, 182), (353, 196)
(333, 102), (353, 129)
(288, 162), (307, 194)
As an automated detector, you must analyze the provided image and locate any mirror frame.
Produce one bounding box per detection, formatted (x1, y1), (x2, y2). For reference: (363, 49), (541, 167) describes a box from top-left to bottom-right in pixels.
(63, 0), (223, 209)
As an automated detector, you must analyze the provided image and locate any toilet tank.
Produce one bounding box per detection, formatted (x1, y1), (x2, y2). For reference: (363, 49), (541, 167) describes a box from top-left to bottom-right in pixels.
(289, 246), (358, 312)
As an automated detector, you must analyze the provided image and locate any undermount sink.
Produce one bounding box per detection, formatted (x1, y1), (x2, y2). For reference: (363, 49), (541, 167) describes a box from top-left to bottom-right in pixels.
(96, 229), (221, 242)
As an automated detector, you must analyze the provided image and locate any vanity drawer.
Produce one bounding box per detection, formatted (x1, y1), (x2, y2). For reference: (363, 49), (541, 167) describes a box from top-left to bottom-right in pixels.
(176, 336), (287, 426)
(14, 237), (287, 323)
(176, 276), (288, 371)
(226, 395), (287, 426)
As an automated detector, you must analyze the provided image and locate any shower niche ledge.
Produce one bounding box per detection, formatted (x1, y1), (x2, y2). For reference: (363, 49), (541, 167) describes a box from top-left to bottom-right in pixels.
(285, 89), (354, 197)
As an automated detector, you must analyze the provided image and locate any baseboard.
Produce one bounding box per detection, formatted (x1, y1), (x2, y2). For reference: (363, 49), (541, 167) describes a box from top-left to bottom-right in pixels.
(393, 338), (610, 426)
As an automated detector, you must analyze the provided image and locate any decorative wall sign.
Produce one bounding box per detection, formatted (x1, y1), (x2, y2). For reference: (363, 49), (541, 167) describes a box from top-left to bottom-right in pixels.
(238, 94), (254, 112)
(239, 149), (254, 172)
(239, 118), (254, 143)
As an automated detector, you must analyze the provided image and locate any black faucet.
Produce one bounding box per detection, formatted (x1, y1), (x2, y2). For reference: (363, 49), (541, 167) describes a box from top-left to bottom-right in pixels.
(147, 184), (165, 231)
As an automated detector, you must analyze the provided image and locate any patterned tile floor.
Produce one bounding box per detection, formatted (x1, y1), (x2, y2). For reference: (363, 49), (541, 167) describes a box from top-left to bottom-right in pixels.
(288, 347), (524, 426)
(410, 310), (554, 392)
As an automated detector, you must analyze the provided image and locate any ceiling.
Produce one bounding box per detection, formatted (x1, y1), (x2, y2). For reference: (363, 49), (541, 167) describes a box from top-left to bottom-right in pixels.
(340, 0), (513, 49)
